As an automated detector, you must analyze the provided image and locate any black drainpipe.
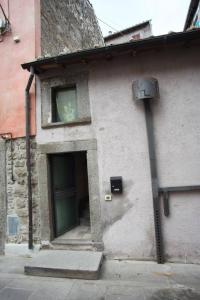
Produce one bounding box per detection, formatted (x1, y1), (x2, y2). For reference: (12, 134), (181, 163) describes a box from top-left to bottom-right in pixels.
(25, 66), (35, 250)
(133, 78), (164, 264)
(144, 100), (164, 263)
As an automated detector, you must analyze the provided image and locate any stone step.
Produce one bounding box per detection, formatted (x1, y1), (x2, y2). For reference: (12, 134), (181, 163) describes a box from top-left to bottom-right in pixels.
(24, 250), (103, 280)
(51, 240), (94, 251)
(50, 239), (103, 251)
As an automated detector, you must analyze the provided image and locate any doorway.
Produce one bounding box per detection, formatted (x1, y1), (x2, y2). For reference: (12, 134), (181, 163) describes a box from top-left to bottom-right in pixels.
(49, 151), (90, 240)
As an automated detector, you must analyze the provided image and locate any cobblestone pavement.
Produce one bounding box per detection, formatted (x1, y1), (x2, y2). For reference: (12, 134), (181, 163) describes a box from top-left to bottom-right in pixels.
(0, 254), (200, 299)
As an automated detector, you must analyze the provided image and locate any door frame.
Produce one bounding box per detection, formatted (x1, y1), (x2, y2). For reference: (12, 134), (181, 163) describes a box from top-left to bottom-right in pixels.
(37, 139), (103, 246)
(49, 152), (81, 239)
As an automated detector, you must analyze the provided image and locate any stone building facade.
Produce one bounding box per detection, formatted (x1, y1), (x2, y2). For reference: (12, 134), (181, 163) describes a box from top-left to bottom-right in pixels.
(22, 30), (200, 263)
(6, 138), (39, 244)
(41, 0), (104, 56)
(0, 0), (103, 253)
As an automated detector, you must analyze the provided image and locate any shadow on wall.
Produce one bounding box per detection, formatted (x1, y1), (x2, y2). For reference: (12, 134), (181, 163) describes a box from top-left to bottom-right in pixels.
(102, 179), (135, 230)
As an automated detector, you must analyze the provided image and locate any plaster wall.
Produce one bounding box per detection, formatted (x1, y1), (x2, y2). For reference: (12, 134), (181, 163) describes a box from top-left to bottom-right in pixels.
(0, 0), (37, 138)
(0, 0), (103, 138)
(36, 45), (200, 262)
(105, 24), (152, 45)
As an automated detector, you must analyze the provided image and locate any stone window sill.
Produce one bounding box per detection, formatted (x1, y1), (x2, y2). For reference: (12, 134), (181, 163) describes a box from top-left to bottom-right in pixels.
(42, 117), (91, 129)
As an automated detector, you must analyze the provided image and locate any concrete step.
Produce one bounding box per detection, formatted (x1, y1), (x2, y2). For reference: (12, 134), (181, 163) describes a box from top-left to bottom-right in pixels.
(24, 250), (103, 280)
(50, 239), (103, 251)
(51, 243), (94, 251)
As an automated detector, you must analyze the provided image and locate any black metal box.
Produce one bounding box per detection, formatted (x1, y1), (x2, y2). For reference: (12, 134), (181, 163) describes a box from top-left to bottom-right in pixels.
(110, 176), (123, 194)
(133, 78), (159, 101)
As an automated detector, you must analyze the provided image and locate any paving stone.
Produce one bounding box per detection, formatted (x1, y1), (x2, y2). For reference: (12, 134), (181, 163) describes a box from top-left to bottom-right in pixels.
(1, 255), (200, 300)
(146, 288), (200, 300)
(0, 287), (33, 300)
(101, 260), (171, 285)
(29, 287), (70, 300)
(0, 255), (30, 275)
(105, 285), (146, 300)
(0, 279), (13, 290)
(106, 295), (144, 300)
(168, 272), (200, 291)
(7, 276), (74, 293)
(67, 282), (106, 300)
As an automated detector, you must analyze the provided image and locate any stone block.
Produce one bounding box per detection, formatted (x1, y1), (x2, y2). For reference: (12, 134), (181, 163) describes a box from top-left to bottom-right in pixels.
(24, 250), (103, 280)
(16, 208), (28, 218)
(16, 198), (26, 209)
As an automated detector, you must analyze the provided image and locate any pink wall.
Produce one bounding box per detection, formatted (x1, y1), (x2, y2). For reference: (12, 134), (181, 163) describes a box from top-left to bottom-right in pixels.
(0, 0), (40, 138)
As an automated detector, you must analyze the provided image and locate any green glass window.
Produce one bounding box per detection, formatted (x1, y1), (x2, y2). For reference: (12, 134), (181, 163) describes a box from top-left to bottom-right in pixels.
(52, 86), (78, 123)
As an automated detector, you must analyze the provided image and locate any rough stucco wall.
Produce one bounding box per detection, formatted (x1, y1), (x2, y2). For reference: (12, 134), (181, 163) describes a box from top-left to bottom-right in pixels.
(105, 24), (152, 45)
(36, 46), (200, 263)
(0, 0), (36, 138)
(89, 56), (155, 260)
(6, 138), (40, 243)
(40, 0), (104, 56)
(89, 48), (200, 262)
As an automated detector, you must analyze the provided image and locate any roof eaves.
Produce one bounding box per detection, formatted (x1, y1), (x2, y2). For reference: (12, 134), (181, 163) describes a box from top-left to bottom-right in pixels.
(22, 29), (200, 72)
(104, 20), (151, 41)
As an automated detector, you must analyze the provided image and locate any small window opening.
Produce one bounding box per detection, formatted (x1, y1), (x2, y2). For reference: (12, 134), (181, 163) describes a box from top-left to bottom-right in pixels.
(52, 86), (78, 123)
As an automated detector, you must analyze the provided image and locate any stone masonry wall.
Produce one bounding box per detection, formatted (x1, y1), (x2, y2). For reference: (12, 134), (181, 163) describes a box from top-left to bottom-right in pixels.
(0, 140), (6, 254)
(6, 137), (40, 243)
(40, 0), (104, 56)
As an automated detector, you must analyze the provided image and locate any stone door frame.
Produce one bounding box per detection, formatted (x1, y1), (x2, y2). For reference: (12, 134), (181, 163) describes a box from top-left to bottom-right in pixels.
(37, 139), (103, 247)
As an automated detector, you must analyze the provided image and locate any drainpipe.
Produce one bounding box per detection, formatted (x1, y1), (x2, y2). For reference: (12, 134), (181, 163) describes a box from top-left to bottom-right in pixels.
(133, 78), (164, 264)
(25, 67), (35, 250)
(143, 100), (164, 263)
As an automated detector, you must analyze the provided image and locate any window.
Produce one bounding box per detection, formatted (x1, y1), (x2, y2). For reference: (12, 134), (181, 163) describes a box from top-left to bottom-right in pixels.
(41, 71), (91, 128)
(52, 86), (78, 123)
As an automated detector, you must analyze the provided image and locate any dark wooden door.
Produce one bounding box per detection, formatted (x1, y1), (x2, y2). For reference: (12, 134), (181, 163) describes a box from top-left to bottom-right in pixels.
(51, 154), (78, 237)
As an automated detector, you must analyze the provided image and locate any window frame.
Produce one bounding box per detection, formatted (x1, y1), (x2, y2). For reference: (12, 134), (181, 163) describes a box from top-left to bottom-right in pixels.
(51, 84), (78, 123)
(40, 71), (91, 129)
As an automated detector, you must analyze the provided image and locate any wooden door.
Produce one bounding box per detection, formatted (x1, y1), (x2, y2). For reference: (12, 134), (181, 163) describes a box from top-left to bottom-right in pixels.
(51, 154), (78, 237)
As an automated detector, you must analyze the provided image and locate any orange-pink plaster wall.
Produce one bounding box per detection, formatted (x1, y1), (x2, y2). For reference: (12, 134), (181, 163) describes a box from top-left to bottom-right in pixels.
(0, 0), (40, 138)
